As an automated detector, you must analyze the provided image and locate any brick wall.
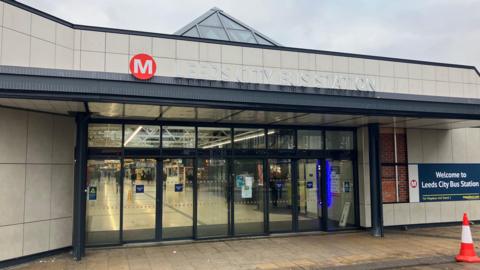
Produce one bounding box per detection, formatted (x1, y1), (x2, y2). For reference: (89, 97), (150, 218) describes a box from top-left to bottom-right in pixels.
(380, 128), (409, 203)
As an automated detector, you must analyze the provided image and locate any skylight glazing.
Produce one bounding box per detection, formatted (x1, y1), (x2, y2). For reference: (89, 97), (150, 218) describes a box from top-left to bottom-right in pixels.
(176, 8), (279, 46)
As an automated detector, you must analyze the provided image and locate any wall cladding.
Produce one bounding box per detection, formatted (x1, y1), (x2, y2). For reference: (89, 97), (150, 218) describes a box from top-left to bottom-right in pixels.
(0, 107), (75, 261)
(0, 1), (479, 98)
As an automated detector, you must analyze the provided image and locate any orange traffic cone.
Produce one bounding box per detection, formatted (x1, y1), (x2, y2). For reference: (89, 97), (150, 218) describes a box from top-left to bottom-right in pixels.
(456, 213), (480, 263)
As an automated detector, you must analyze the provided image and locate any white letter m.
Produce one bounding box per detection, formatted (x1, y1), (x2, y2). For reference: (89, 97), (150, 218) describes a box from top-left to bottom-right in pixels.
(134, 59), (153, 74)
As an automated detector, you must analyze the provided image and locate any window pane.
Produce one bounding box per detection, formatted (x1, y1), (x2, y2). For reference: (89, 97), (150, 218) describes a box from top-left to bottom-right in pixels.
(233, 128), (265, 149)
(219, 14), (246, 30)
(124, 125), (160, 148)
(198, 25), (228, 40)
(197, 127), (231, 149)
(326, 159), (355, 229)
(325, 131), (353, 150)
(86, 160), (121, 245)
(298, 130), (323, 150)
(200, 13), (222, 27)
(184, 27), (199, 37)
(268, 129), (294, 150)
(255, 34), (274, 45)
(162, 126), (195, 148)
(228, 29), (256, 43)
(88, 124), (122, 147)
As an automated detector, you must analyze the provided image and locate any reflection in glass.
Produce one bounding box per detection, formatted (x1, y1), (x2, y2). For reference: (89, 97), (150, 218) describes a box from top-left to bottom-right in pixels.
(268, 159), (292, 232)
(233, 159), (264, 235)
(325, 131), (353, 150)
(268, 129), (294, 149)
(233, 128), (266, 149)
(197, 127), (231, 149)
(298, 159), (322, 231)
(326, 159), (355, 229)
(197, 159), (228, 237)
(123, 159), (156, 241)
(162, 126), (195, 148)
(86, 160), (121, 245)
(88, 124), (122, 147)
(298, 130), (323, 150)
(124, 125), (160, 148)
(162, 159), (194, 239)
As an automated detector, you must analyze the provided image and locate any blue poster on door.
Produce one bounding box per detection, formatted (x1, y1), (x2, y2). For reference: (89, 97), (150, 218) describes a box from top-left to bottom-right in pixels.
(88, 186), (97, 200)
(175, 183), (183, 192)
(135, 185), (144, 193)
(417, 164), (480, 202)
(306, 181), (313, 189)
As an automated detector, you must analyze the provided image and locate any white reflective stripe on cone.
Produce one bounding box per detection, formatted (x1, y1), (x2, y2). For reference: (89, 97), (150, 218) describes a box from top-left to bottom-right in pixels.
(462, 225), (473, 244)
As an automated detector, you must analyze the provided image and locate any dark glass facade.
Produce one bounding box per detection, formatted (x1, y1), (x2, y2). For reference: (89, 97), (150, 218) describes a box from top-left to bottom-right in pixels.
(85, 122), (358, 246)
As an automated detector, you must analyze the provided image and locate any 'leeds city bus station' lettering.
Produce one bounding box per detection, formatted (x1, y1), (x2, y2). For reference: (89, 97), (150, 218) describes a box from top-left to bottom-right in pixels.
(176, 61), (377, 91)
(421, 180), (480, 189)
(422, 170), (479, 189)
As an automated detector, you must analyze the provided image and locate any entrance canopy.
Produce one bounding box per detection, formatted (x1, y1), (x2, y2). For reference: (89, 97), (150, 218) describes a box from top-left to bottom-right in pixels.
(2, 98), (480, 130)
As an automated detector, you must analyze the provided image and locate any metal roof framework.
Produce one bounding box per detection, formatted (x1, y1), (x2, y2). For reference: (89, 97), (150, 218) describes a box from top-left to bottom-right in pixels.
(174, 7), (280, 46)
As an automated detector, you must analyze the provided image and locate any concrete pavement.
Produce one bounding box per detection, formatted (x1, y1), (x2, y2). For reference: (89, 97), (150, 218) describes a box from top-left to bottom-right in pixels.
(6, 225), (480, 270)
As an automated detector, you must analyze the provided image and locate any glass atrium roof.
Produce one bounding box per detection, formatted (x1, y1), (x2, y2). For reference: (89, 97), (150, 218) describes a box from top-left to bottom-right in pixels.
(174, 7), (280, 46)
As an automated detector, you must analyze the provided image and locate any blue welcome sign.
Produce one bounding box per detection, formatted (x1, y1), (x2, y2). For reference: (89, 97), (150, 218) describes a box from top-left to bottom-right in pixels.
(417, 164), (480, 202)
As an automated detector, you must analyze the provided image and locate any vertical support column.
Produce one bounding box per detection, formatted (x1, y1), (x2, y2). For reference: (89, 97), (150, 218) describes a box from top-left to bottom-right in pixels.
(291, 159), (299, 232)
(72, 113), (89, 260)
(368, 123), (383, 237)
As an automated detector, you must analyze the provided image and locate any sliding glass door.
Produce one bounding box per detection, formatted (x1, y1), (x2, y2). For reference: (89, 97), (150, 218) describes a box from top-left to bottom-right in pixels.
(122, 158), (157, 241)
(233, 159), (265, 235)
(197, 158), (229, 238)
(268, 159), (293, 232)
(297, 159), (322, 231)
(85, 159), (121, 245)
(162, 158), (194, 239)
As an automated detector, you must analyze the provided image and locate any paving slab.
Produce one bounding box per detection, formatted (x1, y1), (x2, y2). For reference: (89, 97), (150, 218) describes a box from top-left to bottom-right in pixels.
(6, 225), (480, 270)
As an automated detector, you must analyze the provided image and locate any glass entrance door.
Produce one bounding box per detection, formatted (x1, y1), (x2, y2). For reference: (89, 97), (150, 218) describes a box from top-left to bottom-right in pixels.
(268, 159), (293, 232)
(123, 158), (157, 241)
(326, 159), (355, 229)
(233, 159), (265, 235)
(297, 159), (322, 231)
(86, 159), (121, 245)
(162, 158), (194, 239)
(197, 158), (229, 238)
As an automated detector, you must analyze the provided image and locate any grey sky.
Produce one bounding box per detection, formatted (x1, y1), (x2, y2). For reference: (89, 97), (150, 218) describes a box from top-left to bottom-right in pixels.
(19, 0), (480, 69)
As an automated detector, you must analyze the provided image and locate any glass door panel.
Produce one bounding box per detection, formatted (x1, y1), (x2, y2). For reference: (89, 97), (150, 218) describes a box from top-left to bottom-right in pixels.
(326, 159), (355, 229)
(162, 158), (194, 239)
(233, 159), (264, 235)
(298, 159), (322, 231)
(123, 159), (156, 241)
(268, 159), (292, 232)
(197, 159), (229, 238)
(86, 159), (121, 245)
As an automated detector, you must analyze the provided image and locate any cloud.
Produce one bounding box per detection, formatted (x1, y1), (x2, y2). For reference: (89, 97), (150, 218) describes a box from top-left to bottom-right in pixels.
(18, 0), (480, 69)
